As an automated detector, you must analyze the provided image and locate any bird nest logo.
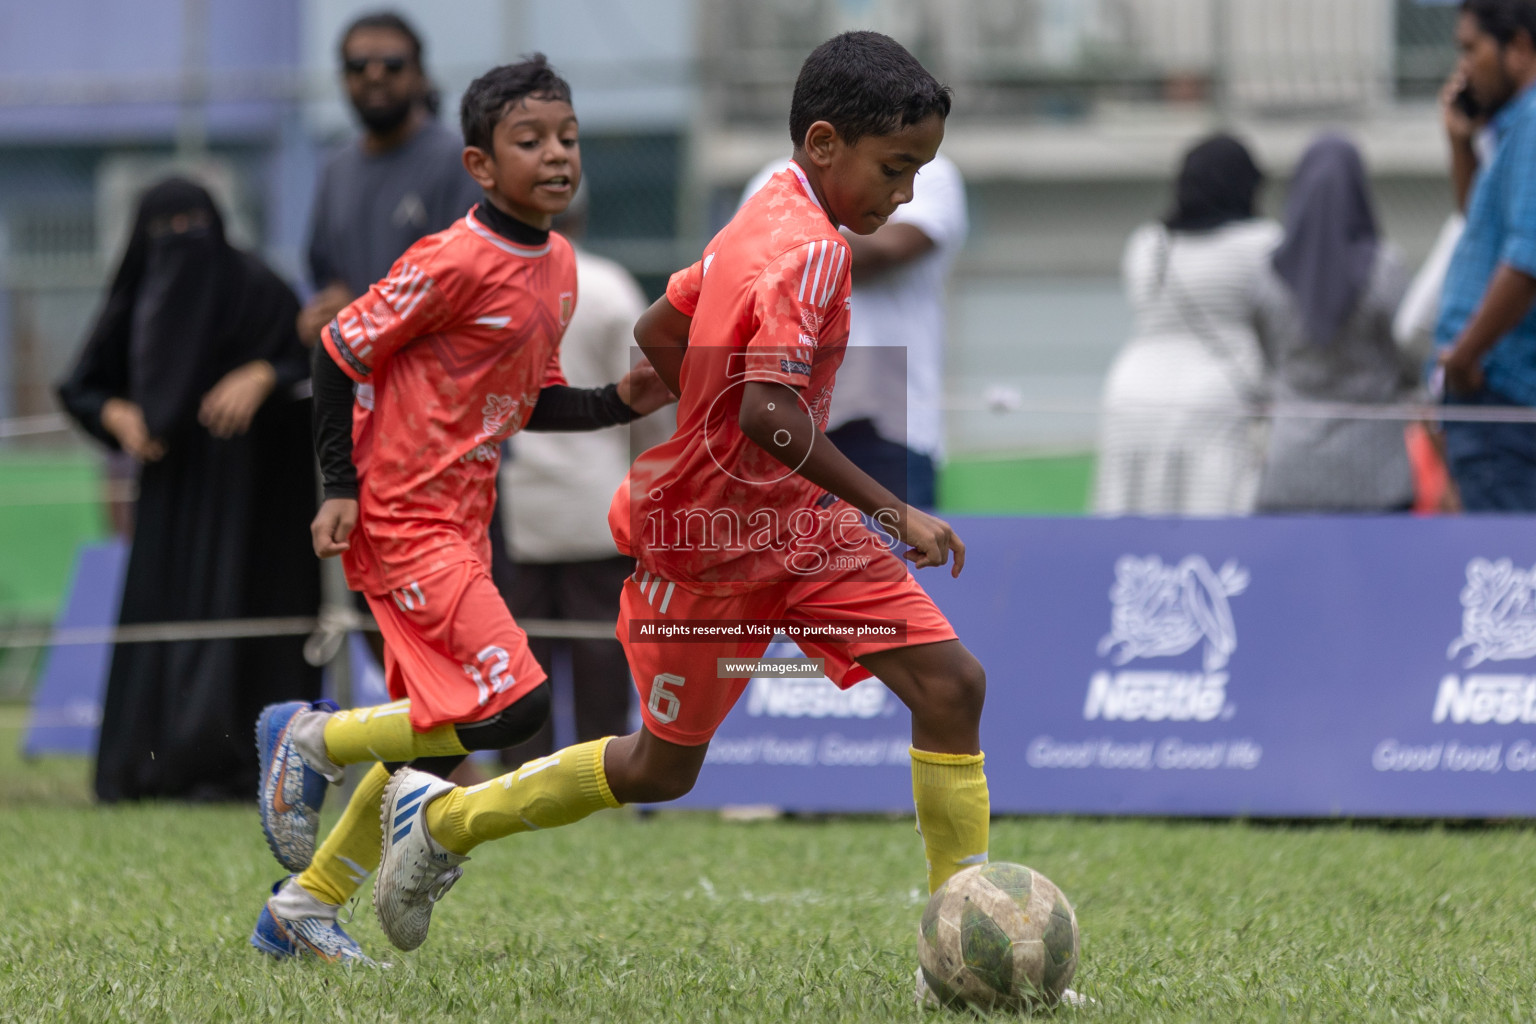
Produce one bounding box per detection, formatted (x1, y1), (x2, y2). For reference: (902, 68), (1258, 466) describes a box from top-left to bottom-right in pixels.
(1446, 558), (1536, 668)
(1084, 555), (1248, 723)
(475, 393), (519, 444)
(1432, 559), (1536, 726)
(1099, 555), (1248, 672)
(461, 393), (525, 464)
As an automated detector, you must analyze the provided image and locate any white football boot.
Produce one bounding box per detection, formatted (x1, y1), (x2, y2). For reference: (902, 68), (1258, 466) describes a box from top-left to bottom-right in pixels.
(374, 767), (468, 951)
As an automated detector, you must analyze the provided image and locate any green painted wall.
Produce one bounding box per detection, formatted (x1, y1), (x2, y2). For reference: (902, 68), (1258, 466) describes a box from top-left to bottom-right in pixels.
(0, 452), (108, 622)
(938, 453), (1095, 516)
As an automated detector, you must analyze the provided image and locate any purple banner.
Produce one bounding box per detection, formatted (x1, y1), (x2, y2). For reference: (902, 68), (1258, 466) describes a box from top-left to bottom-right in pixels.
(22, 540), (388, 759)
(24, 540), (126, 757)
(672, 516), (1536, 818)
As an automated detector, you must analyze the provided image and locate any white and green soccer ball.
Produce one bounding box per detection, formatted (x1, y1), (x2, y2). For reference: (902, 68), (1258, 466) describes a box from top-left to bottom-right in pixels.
(917, 862), (1080, 1011)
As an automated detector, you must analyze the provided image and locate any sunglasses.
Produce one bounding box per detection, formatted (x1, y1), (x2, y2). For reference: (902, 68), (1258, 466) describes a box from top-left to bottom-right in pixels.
(344, 55), (410, 75)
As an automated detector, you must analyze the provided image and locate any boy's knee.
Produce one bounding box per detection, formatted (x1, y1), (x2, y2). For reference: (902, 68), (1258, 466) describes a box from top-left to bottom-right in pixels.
(454, 683), (551, 751)
(920, 650), (986, 723)
(954, 653), (986, 717)
(628, 771), (697, 804)
(606, 742), (702, 804)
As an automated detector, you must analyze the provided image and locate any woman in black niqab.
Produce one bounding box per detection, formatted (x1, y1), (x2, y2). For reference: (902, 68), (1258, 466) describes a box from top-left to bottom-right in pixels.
(59, 177), (321, 802)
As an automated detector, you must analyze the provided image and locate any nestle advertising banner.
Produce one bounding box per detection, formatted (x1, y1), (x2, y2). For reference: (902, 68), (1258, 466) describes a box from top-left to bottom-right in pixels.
(673, 516), (1536, 818)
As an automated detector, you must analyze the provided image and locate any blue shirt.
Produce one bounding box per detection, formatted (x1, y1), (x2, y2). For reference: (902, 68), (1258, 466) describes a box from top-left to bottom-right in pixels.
(1436, 83), (1536, 406)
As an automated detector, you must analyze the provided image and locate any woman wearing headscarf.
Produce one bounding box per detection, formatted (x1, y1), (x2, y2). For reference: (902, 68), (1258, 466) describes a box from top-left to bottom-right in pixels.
(1253, 135), (1414, 512)
(58, 178), (321, 802)
(1094, 134), (1280, 515)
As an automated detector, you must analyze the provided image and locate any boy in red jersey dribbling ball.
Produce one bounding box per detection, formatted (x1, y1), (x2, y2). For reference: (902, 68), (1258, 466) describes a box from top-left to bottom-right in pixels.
(371, 37), (999, 1000)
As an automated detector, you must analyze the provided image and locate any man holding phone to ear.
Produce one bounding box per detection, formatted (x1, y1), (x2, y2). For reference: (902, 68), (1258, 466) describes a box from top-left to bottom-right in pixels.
(1436, 0), (1536, 510)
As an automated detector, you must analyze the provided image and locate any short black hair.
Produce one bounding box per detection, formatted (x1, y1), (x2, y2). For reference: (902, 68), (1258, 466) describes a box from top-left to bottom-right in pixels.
(460, 55), (574, 152)
(1462, 0), (1536, 46)
(789, 31), (951, 147)
(339, 10), (424, 66)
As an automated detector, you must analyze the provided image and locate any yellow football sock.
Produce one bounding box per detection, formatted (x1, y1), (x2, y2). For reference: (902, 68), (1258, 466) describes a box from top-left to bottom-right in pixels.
(322, 699), (468, 766)
(911, 747), (990, 893)
(426, 737), (620, 855)
(296, 763), (391, 906)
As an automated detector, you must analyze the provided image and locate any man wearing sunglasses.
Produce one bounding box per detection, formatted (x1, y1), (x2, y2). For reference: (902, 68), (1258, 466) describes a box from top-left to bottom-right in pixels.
(299, 11), (482, 347)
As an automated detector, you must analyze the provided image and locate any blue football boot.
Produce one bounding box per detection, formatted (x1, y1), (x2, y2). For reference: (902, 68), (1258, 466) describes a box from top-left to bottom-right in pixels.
(256, 698), (340, 872)
(250, 877), (375, 966)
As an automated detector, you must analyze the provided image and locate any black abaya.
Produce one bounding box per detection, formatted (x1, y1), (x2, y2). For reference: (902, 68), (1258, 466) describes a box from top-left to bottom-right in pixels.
(58, 178), (321, 802)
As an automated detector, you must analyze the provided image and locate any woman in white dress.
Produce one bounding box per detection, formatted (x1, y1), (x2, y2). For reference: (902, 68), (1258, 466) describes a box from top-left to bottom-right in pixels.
(1094, 134), (1281, 516)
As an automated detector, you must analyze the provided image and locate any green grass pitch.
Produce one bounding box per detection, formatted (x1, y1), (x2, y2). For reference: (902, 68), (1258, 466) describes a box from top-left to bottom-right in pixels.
(3, 717), (1536, 1023)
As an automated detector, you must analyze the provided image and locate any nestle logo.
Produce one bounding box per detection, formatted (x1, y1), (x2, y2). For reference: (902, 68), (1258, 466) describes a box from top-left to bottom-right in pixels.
(1084, 671), (1228, 722)
(743, 677), (893, 719)
(1433, 674), (1536, 724)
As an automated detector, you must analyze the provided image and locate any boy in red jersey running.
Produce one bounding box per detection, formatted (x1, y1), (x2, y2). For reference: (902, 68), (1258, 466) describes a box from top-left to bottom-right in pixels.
(249, 56), (672, 965)
(374, 34), (1007, 1002)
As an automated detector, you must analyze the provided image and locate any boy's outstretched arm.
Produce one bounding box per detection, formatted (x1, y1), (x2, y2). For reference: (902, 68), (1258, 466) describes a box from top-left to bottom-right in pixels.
(737, 379), (965, 576)
(522, 292), (682, 434)
(633, 295), (690, 397)
(522, 361), (673, 432)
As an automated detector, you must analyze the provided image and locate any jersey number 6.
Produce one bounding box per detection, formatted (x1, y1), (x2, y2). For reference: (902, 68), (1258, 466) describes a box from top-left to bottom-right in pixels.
(649, 673), (685, 725)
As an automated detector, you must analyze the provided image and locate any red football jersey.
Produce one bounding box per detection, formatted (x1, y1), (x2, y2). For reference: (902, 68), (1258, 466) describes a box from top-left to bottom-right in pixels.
(323, 207), (575, 594)
(611, 163), (903, 593)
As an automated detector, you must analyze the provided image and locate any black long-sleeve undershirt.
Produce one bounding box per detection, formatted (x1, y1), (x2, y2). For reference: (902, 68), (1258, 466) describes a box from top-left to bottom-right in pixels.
(525, 382), (639, 431)
(312, 341), (360, 500)
(311, 342), (639, 501)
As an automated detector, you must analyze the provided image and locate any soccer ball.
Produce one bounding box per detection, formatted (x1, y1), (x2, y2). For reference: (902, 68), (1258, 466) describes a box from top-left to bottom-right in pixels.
(917, 862), (1080, 1011)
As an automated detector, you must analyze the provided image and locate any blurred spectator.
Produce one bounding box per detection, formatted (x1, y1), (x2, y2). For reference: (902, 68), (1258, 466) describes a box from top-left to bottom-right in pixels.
(1435, 0), (1536, 510)
(297, 10), (480, 345)
(495, 186), (673, 765)
(1252, 135), (1414, 513)
(1093, 135), (1278, 516)
(1395, 215), (1469, 514)
(1395, 214), (1467, 363)
(740, 154), (968, 507)
(57, 178), (319, 802)
(1407, 421), (1461, 514)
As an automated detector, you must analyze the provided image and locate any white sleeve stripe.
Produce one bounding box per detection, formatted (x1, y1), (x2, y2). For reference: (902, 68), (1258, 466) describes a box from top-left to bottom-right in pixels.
(398, 289), (427, 320)
(383, 264), (420, 294)
(807, 240), (828, 308)
(395, 269), (430, 320)
(820, 245), (846, 307)
(378, 266), (414, 309)
(816, 239), (832, 303)
(381, 264), (431, 320)
(796, 241), (817, 302)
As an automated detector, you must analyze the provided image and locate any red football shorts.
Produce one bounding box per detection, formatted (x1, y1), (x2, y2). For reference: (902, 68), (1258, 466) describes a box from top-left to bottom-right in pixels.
(365, 559), (546, 732)
(618, 564), (958, 746)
